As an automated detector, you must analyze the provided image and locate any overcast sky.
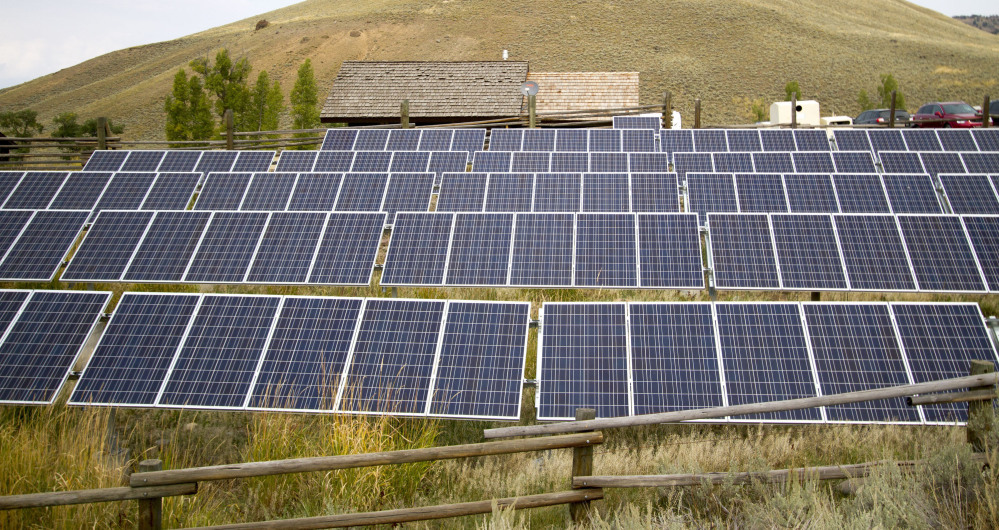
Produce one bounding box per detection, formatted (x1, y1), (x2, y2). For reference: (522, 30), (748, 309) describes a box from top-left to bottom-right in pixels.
(1, 0), (997, 90)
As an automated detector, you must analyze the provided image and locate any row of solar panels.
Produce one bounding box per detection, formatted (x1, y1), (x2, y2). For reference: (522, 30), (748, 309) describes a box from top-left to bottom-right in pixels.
(0, 171), (198, 213)
(612, 116), (663, 130)
(537, 301), (999, 424)
(83, 150), (275, 173)
(879, 151), (999, 177)
(487, 128), (658, 152)
(274, 150), (468, 178)
(320, 128), (486, 153)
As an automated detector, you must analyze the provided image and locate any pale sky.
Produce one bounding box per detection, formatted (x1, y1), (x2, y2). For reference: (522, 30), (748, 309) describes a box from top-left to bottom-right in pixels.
(1, 0), (996, 90)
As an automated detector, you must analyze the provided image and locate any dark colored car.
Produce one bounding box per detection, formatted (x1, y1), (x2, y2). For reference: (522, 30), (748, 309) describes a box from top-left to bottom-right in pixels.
(990, 99), (999, 120)
(854, 108), (911, 125)
(912, 101), (991, 128)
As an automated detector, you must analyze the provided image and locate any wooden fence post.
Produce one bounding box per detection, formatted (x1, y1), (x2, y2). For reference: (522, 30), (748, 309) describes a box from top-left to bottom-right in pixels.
(694, 99), (701, 129)
(96, 117), (107, 150)
(528, 95), (537, 128)
(985, 95), (992, 128)
(401, 100), (410, 129)
(662, 92), (672, 129)
(790, 94), (797, 129)
(888, 91), (897, 128)
(569, 408), (596, 524)
(967, 360), (996, 452)
(224, 110), (234, 150)
(137, 459), (164, 530)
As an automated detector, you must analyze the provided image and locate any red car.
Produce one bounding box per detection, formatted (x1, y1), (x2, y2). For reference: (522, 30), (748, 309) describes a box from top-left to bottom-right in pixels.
(912, 101), (992, 128)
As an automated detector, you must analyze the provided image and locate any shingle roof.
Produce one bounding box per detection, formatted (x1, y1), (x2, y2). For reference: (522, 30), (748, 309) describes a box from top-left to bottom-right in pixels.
(527, 72), (640, 117)
(321, 61), (529, 123)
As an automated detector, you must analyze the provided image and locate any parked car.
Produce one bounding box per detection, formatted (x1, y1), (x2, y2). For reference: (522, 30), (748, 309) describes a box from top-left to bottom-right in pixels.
(912, 101), (992, 128)
(990, 99), (999, 120)
(854, 108), (911, 126)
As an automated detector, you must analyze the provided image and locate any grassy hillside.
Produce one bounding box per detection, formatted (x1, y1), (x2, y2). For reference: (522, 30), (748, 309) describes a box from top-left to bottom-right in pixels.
(0, 0), (997, 138)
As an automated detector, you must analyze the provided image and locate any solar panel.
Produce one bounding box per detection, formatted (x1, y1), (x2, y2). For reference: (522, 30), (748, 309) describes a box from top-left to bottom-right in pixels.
(522, 129), (556, 151)
(918, 152), (966, 178)
(0, 172), (24, 204)
(803, 303), (920, 423)
(245, 296), (363, 411)
(489, 130), (523, 151)
(0, 210), (35, 255)
(896, 214), (986, 292)
(783, 174), (840, 213)
(240, 173), (296, 211)
(194, 173), (251, 210)
(427, 151), (468, 185)
(868, 130), (906, 154)
(0, 291), (110, 405)
(48, 172), (112, 210)
(960, 215), (999, 290)
(157, 295), (281, 409)
(353, 130), (390, 151)
(613, 116), (661, 129)
(715, 303), (821, 422)
(878, 151), (924, 174)
(313, 151), (355, 172)
(533, 173), (581, 212)
(589, 130), (621, 152)
(95, 172), (157, 211)
(832, 174), (891, 213)
(471, 151), (511, 172)
(902, 129), (943, 151)
(574, 213), (638, 287)
(686, 173), (737, 225)
(629, 303), (722, 414)
(660, 130), (694, 162)
(621, 129), (657, 152)
(158, 151), (203, 172)
(62, 210), (155, 281)
(275, 151), (318, 172)
(381, 212), (453, 286)
(961, 152), (999, 174)
(445, 213), (513, 286)
(881, 174), (942, 214)
(0, 210), (89, 281)
(832, 151), (877, 173)
(833, 214), (916, 291)
(736, 173), (788, 213)
(770, 214), (847, 290)
(194, 151), (238, 173)
(418, 130), (453, 151)
(321, 129), (358, 150)
(937, 130), (978, 152)
(971, 129), (999, 151)
(287, 173), (342, 211)
(791, 152), (835, 173)
(707, 213), (780, 289)
(692, 130), (727, 152)
(70, 293), (201, 407)
(555, 130), (588, 152)
(890, 303), (998, 423)
(509, 213), (573, 287)
(308, 212), (385, 285)
(941, 174), (999, 214)
(428, 301), (529, 420)
(83, 151), (129, 171)
(382, 172), (434, 222)
(582, 173), (630, 212)
(337, 298), (445, 415)
(183, 211), (269, 283)
(628, 153), (670, 173)
(451, 129), (486, 158)
(760, 129), (796, 151)
(120, 151), (166, 172)
(752, 152), (795, 173)
(389, 151), (431, 172)
(673, 152), (714, 182)
(350, 151), (392, 172)
(386, 129), (421, 151)
(550, 152), (589, 173)
(712, 152), (754, 173)
(537, 303), (630, 420)
(437, 172), (487, 212)
(123, 211), (212, 282)
(833, 130), (872, 152)
(142, 173), (200, 210)
(589, 152), (629, 173)
(3, 172), (68, 209)
(484, 172), (533, 212)
(511, 151), (550, 173)
(245, 212), (327, 283)
(334, 172), (389, 211)
(637, 213), (704, 288)
(793, 130), (830, 151)
(726, 130), (762, 152)
(631, 173), (680, 212)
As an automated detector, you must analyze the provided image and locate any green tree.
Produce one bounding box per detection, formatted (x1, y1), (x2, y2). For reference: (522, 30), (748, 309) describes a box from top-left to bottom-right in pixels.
(290, 59), (320, 130)
(165, 69), (214, 142)
(52, 112), (123, 157)
(784, 80), (801, 101)
(877, 73), (906, 110)
(857, 90), (875, 112)
(0, 109), (43, 137)
(247, 71), (284, 132)
(189, 49), (252, 122)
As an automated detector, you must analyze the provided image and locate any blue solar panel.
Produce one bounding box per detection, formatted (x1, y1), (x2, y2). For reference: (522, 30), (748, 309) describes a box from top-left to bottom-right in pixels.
(960, 215), (999, 291)
(833, 130), (872, 152)
(752, 152), (795, 173)
(896, 214), (986, 292)
(971, 129), (999, 151)
(918, 152), (966, 178)
(142, 173), (200, 210)
(83, 151), (129, 171)
(427, 151), (468, 185)
(878, 151), (924, 174)
(313, 151), (355, 172)
(353, 130), (389, 151)
(246, 297), (363, 411)
(589, 130), (621, 152)
(629, 303), (722, 414)
(95, 172), (157, 211)
(891, 303), (998, 423)
(321, 129), (358, 150)
(157, 295), (281, 409)
(0, 292), (40, 348)
(0, 172), (24, 204)
(184, 212), (268, 283)
(382, 213), (453, 286)
(445, 213), (513, 286)
(941, 174), (999, 214)
(673, 153), (714, 182)
(582, 173), (629, 212)
(386, 129), (421, 151)
(760, 129), (796, 151)
(70, 293), (201, 407)
(736, 173), (788, 213)
(589, 152), (628, 173)
(489, 130), (523, 151)
(0, 291), (110, 404)
(511, 151), (550, 173)
(471, 151), (511, 172)
(937, 130), (978, 151)
(793, 130), (830, 151)
(3, 172), (68, 209)
(708, 213), (780, 289)
(382, 172), (434, 222)
(726, 130), (762, 152)
(868, 130), (905, 154)
(803, 303), (920, 423)
(783, 174), (840, 213)
(418, 130), (454, 151)
(351, 151), (392, 172)
(522, 129), (556, 151)
(961, 152), (999, 174)
(631, 173), (680, 212)
(287, 173), (342, 211)
(240, 173), (296, 211)
(49, 172), (112, 210)
(437, 172), (487, 212)
(194, 151), (238, 173)
(533, 173), (581, 212)
(902, 129), (943, 151)
(621, 129), (657, 152)
(791, 152), (835, 173)
(62, 210), (155, 281)
(716, 303), (821, 422)
(0, 210), (35, 256)
(509, 213), (573, 287)
(338, 299), (445, 415)
(834, 214), (915, 291)
(120, 151), (166, 172)
(158, 151), (202, 172)
(308, 212), (385, 285)
(334, 172), (388, 211)
(275, 151), (318, 172)
(451, 129), (486, 158)
(686, 173), (737, 225)
(123, 211), (211, 282)
(832, 151), (877, 173)
(628, 153), (670, 173)
(660, 130), (694, 162)
(389, 151), (431, 173)
(245, 212), (327, 283)
(555, 130), (588, 152)
(637, 213), (704, 288)
(613, 116), (661, 130)
(832, 174), (891, 213)
(881, 174), (942, 214)
(712, 152), (754, 173)
(574, 213), (638, 287)
(692, 130), (727, 152)
(550, 152), (589, 173)
(538, 303), (630, 420)
(194, 173), (251, 210)
(0, 210), (89, 281)
(770, 214), (847, 290)
(428, 301), (529, 420)
(484, 173), (533, 212)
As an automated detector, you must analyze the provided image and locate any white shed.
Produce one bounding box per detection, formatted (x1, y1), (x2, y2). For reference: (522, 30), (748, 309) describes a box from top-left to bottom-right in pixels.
(770, 100), (820, 126)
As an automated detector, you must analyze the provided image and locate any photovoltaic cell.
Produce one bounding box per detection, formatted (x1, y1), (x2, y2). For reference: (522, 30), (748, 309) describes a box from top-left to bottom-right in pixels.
(708, 213), (780, 289)
(673, 153), (714, 182)
(313, 151), (355, 172)
(522, 129), (556, 151)
(881, 174), (942, 214)
(158, 151), (202, 172)
(275, 151), (318, 172)
(832, 174), (891, 213)
(735, 173), (788, 213)
(350, 151), (392, 172)
(574, 213), (638, 287)
(418, 130), (453, 151)
(630, 173), (680, 212)
(287, 173), (342, 211)
(509, 213), (573, 286)
(533, 173), (581, 212)
(62, 210), (155, 281)
(770, 214), (847, 290)
(660, 130), (694, 162)
(382, 172), (434, 222)
(896, 214), (986, 292)
(868, 130), (906, 154)
(141, 173), (200, 210)
(489, 130), (523, 151)
(120, 151), (165, 172)
(834, 214), (915, 291)
(832, 151), (877, 173)
(793, 130), (830, 151)
(918, 152), (966, 178)
(628, 153), (670, 173)
(445, 213), (513, 286)
(83, 151), (128, 171)
(783, 174), (839, 213)
(589, 152), (628, 173)
(4, 172), (68, 209)
(937, 130), (978, 152)
(791, 152), (835, 173)
(538, 303), (630, 420)
(555, 130), (588, 152)
(240, 173), (296, 211)
(389, 151), (431, 172)
(960, 215), (999, 290)
(484, 173), (533, 212)
(712, 152), (753, 173)
(582, 173), (630, 212)
(686, 173), (737, 225)
(334, 172), (388, 211)
(637, 213), (704, 288)
(183, 211), (268, 283)
(879, 151), (924, 174)
(307, 212), (385, 285)
(621, 129), (657, 152)
(194, 173), (252, 210)
(760, 129), (795, 151)
(589, 129), (621, 152)
(941, 175), (999, 214)
(353, 130), (390, 151)
(245, 212), (327, 283)
(0, 210), (89, 281)
(902, 129), (943, 151)
(752, 152), (795, 173)
(726, 130), (762, 152)
(436, 173), (487, 212)
(321, 129), (358, 150)
(48, 172), (112, 210)
(961, 152), (999, 174)
(833, 130), (872, 152)
(510, 151), (550, 173)
(550, 152), (588, 173)
(194, 151), (238, 173)
(123, 211), (212, 282)
(381, 213), (453, 285)
(386, 129), (421, 151)
(471, 151), (511, 172)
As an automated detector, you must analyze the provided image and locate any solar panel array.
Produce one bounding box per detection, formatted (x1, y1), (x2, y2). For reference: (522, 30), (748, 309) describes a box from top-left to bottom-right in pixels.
(0, 210), (91, 281)
(661, 130), (831, 162)
(486, 129), (657, 153)
(69, 293), (529, 420)
(83, 150), (275, 173)
(469, 152), (669, 173)
(613, 116), (662, 130)
(320, 129), (485, 159)
(537, 301), (998, 424)
(834, 129), (999, 154)
(673, 151), (878, 179)
(0, 171), (199, 213)
(274, 152), (468, 183)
